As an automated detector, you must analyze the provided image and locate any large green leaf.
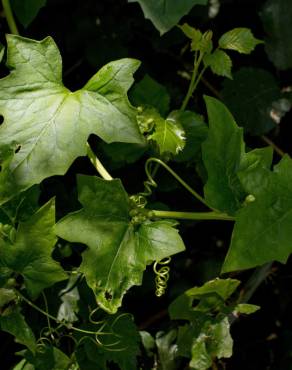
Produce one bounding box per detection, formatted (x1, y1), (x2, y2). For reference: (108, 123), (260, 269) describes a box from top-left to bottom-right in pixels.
(221, 68), (282, 135)
(0, 35), (143, 204)
(223, 155), (292, 272)
(55, 176), (185, 313)
(260, 0), (292, 70)
(202, 96), (245, 215)
(24, 345), (72, 370)
(11, 0), (47, 27)
(0, 199), (66, 297)
(218, 28), (262, 54)
(128, 0), (208, 35)
(0, 309), (36, 353)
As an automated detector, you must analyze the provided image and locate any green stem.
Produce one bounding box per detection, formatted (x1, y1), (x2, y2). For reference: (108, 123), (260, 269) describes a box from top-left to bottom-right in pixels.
(151, 210), (235, 221)
(181, 51), (204, 111)
(2, 0), (19, 35)
(86, 143), (113, 180)
(146, 158), (214, 210)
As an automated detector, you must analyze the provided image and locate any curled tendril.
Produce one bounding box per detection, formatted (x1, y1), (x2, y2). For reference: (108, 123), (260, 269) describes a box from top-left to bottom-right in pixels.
(153, 257), (171, 297)
(89, 306), (104, 325)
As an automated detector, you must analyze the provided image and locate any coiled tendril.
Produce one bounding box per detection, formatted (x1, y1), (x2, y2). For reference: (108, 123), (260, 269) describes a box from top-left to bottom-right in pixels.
(153, 257), (171, 297)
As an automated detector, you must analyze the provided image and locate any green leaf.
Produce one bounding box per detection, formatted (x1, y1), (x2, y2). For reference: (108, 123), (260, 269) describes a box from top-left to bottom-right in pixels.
(0, 199), (66, 297)
(221, 68), (282, 135)
(219, 28), (263, 54)
(128, 0), (208, 35)
(169, 278), (240, 321)
(137, 106), (186, 155)
(24, 346), (72, 370)
(223, 155), (292, 272)
(12, 359), (34, 370)
(75, 314), (140, 370)
(149, 112), (186, 155)
(203, 49), (232, 79)
(173, 111), (208, 163)
(260, 0), (292, 70)
(179, 24), (202, 44)
(130, 74), (170, 116)
(190, 318), (233, 370)
(0, 35), (143, 204)
(156, 330), (178, 370)
(11, 0), (47, 27)
(234, 303), (260, 315)
(202, 96), (245, 214)
(0, 309), (36, 353)
(55, 175), (185, 313)
(140, 331), (155, 356)
(57, 275), (80, 323)
(0, 287), (16, 310)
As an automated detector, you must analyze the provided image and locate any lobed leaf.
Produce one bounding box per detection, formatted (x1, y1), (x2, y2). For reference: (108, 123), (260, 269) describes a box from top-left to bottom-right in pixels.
(55, 176), (185, 313)
(0, 35), (143, 204)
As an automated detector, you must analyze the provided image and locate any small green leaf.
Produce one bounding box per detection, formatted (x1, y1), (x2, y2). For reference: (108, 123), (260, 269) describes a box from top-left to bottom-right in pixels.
(0, 199), (66, 297)
(140, 331), (155, 356)
(202, 96), (245, 214)
(156, 330), (178, 370)
(0, 35), (143, 204)
(179, 24), (203, 51)
(128, 0), (208, 35)
(203, 49), (232, 79)
(57, 275), (80, 323)
(55, 175), (185, 313)
(219, 28), (263, 54)
(149, 112), (186, 155)
(234, 303), (260, 315)
(130, 74), (170, 116)
(0, 309), (37, 353)
(223, 155), (292, 272)
(169, 278), (240, 321)
(11, 0), (47, 27)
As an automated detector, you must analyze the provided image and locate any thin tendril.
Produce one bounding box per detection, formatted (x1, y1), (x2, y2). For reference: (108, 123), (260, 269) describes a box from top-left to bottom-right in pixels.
(153, 257), (171, 297)
(144, 158), (213, 210)
(42, 292), (53, 340)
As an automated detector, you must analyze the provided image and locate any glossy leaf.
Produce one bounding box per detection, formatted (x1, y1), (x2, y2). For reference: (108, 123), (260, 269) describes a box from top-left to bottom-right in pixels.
(55, 175), (185, 313)
(202, 96), (245, 214)
(0, 199), (66, 297)
(219, 28), (263, 54)
(0, 35), (143, 204)
(173, 110), (208, 163)
(11, 0), (47, 27)
(130, 74), (170, 116)
(128, 0), (208, 35)
(0, 309), (36, 353)
(223, 155), (292, 272)
(203, 49), (232, 79)
(221, 68), (282, 135)
(149, 113), (186, 155)
(260, 0), (292, 70)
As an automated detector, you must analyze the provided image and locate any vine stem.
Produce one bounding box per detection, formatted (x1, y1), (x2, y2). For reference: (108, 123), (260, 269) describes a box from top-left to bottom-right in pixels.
(151, 210), (235, 221)
(86, 143), (113, 180)
(181, 51), (204, 111)
(2, 0), (19, 35)
(146, 158), (214, 210)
